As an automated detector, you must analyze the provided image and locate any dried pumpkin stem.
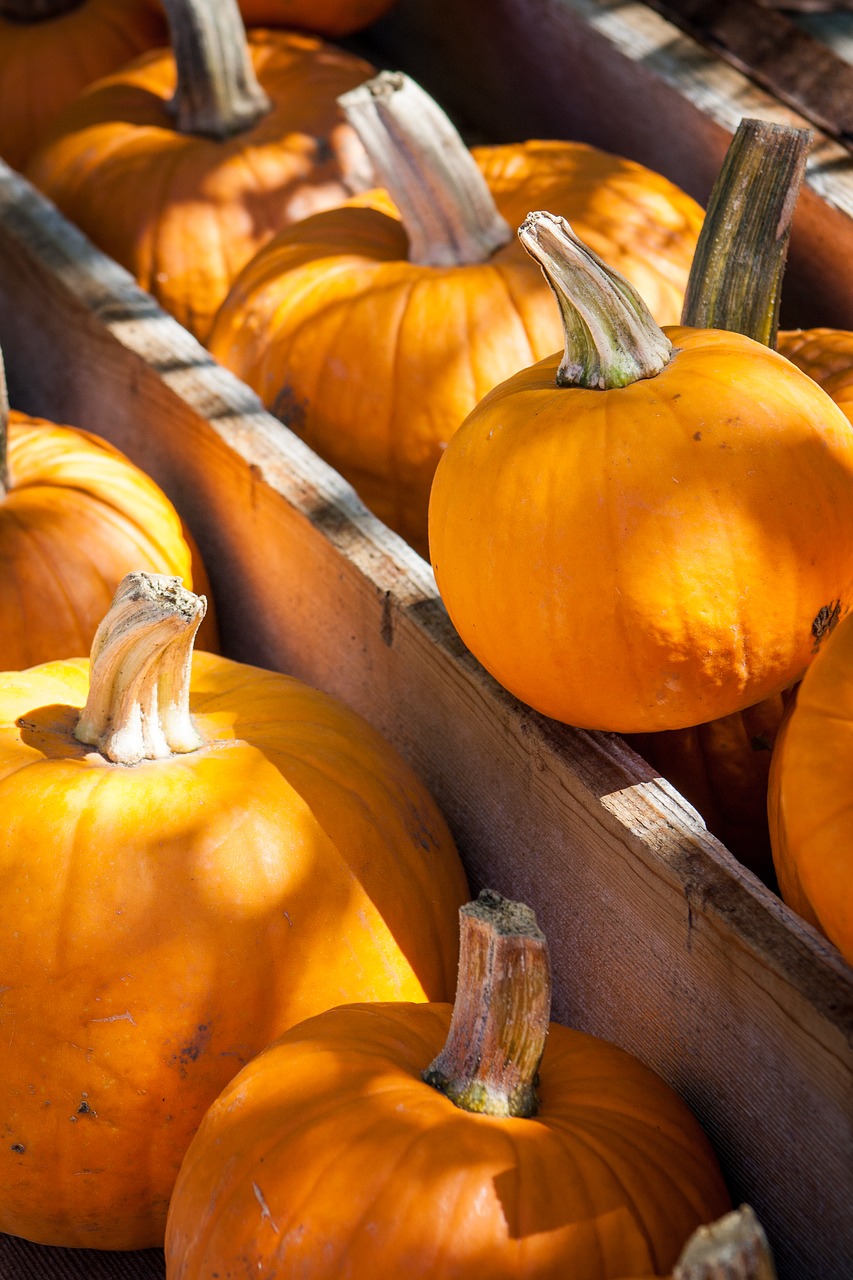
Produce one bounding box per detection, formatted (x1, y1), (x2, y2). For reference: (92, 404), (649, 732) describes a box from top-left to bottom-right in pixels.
(674, 1205), (778, 1280)
(0, 0), (82, 17)
(681, 119), (812, 348)
(338, 71), (512, 267)
(423, 889), (550, 1119)
(162, 0), (271, 140)
(519, 210), (672, 389)
(75, 572), (206, 766)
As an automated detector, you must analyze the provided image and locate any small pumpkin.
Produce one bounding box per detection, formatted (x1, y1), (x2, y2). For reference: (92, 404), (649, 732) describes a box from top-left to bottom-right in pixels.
(237, 0), (396, 35)
(428, 211), (853, 733)
(165, 890), (730, 1279)
(26, 0), (373, 342)
(0, 572), (468, 1248)
(0, 0), (167, 171)
(0, 363), (217, 663)
(208, 71), (704, 557)
(767, 611), (853, 965)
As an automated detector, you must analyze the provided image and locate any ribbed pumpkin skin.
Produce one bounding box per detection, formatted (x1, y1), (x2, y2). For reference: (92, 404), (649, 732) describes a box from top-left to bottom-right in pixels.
(0, 0), (167, 172)
(208, 141), (704, 556)
(0, 653), (468, 1248)
(768, 615), (853, 963)
(428, 329), (853, 733)
(25, 32), (373, 342)
(778, 327), (853, 422)
(165, 1002), (730, 1280)
(238, 0), (395, 34)
(0, 412), (218, 665)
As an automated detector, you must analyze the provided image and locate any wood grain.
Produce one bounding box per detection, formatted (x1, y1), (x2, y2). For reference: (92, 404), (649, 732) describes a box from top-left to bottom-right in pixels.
(0, 147), (849, 1278)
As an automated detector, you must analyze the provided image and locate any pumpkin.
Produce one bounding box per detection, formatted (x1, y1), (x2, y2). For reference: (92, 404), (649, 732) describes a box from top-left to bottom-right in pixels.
(0, 572), (469, 1248)
(165, 890), (730, 1279)
(767, 611), (853, 964)
(237, 0), (395, 36)
(777, 328), (853, 422)
(428, 211), (853, 734)
(25, 0), (373, 342)
(208, 71), (704, 558)
(0, 363), (217, 662)
(0, 0), (167, 172)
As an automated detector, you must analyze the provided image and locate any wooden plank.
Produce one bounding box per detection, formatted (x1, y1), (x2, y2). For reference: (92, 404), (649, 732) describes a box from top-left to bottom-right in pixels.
(0, 159), (850, 1279)
(369, 0), (853, 329)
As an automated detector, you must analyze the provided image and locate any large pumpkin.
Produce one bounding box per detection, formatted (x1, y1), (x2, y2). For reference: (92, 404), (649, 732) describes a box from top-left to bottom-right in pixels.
(428, 212), (853, 734)
(767, 611), (853, 965)
(237, 0), (395, 35)
(166, 891), (730, 1279)
(1, 404), (217, 663)
(26, 0), (373, 342)
(0, 0), (167, 172)
(208, 72), (703, 558)
(0, 572), (468, 1248)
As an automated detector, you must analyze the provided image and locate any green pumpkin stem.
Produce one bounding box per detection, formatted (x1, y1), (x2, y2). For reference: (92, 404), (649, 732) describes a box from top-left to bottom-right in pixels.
(674, 1205), (778, 1280)
(338, 71), (512, 267)
(162, 0), (271, 140)
(681, 119), (812, 348)
(423, 889), (550, 1119)
(518, 210), (672, 389)
(0, 0), (82, 17)
(75, 572), (206, 766)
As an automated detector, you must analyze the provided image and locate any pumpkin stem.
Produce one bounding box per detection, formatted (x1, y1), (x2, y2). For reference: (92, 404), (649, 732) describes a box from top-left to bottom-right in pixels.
(162, 0), (271, 141)
(423, 889), (550, 1118)
(674, 1205), (778, 1280)
(75, 572), (206, 766)
(0, 349), (8, 496)
(337, 71), (512, 267)
(518, 210), (672, 389)
(0, 0), (82, 17)
(681, 119), (812, 348)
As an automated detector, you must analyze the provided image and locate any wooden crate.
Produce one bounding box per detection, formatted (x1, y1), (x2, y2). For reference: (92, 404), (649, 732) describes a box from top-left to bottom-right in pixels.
(0, 2), (851, 1277)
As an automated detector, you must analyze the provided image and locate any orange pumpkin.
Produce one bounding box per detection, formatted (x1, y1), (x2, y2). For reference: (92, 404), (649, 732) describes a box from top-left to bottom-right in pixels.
(0, 572), (468, 1248)
(237, 0), (395, 35)
(777, 328), (853, 422)
(165, 891), (730, 1279)
(767, 611), (853, 964)
(1, 405), (217, 662)
(428, 212), (853, 733)
(0, 0), (167, 172)
(26, 0), (373, 342)
(208, 72), (704, 558)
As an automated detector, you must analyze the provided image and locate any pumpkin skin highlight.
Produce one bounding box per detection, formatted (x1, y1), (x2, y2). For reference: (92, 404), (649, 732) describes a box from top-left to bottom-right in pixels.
(0, 650), (468, 1248)
(0, 0), (167, 172)
(0, 411), (217, 664)
(25, 31), (374, 342)
(768, 613), (853, 963)
(208, 140), (704, 556)
(165, 1001), (731, 1279)
(428, 328), (853, 733)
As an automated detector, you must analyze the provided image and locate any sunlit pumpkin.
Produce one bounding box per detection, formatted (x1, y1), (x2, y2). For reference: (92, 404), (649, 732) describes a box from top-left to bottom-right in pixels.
(1, 397), (217, 663)
(26, 0), (373, 342)
(428, 212), (853, 733)
(209, 72), (704, 558)
(165, 891), (730, 1279)
(767, 611), (853, 965)
(0, 572), (468, 1248)
(0, 0), (167, 172)
(777, 328), (853, 423)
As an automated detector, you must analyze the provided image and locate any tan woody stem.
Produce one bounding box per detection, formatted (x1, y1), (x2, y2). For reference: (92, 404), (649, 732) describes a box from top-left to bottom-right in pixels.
(338, 71), (512, 267)
(162, 0), (271, 140)
(423, 890), (550, 1118)
(75, 573), (206, 766)
(0, 0), (81, 16)
(681, 119), (812, 348)
(0, 348), (7, 496)
(674, 1205), (778, 1280)
(519, 210), (672, 389)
